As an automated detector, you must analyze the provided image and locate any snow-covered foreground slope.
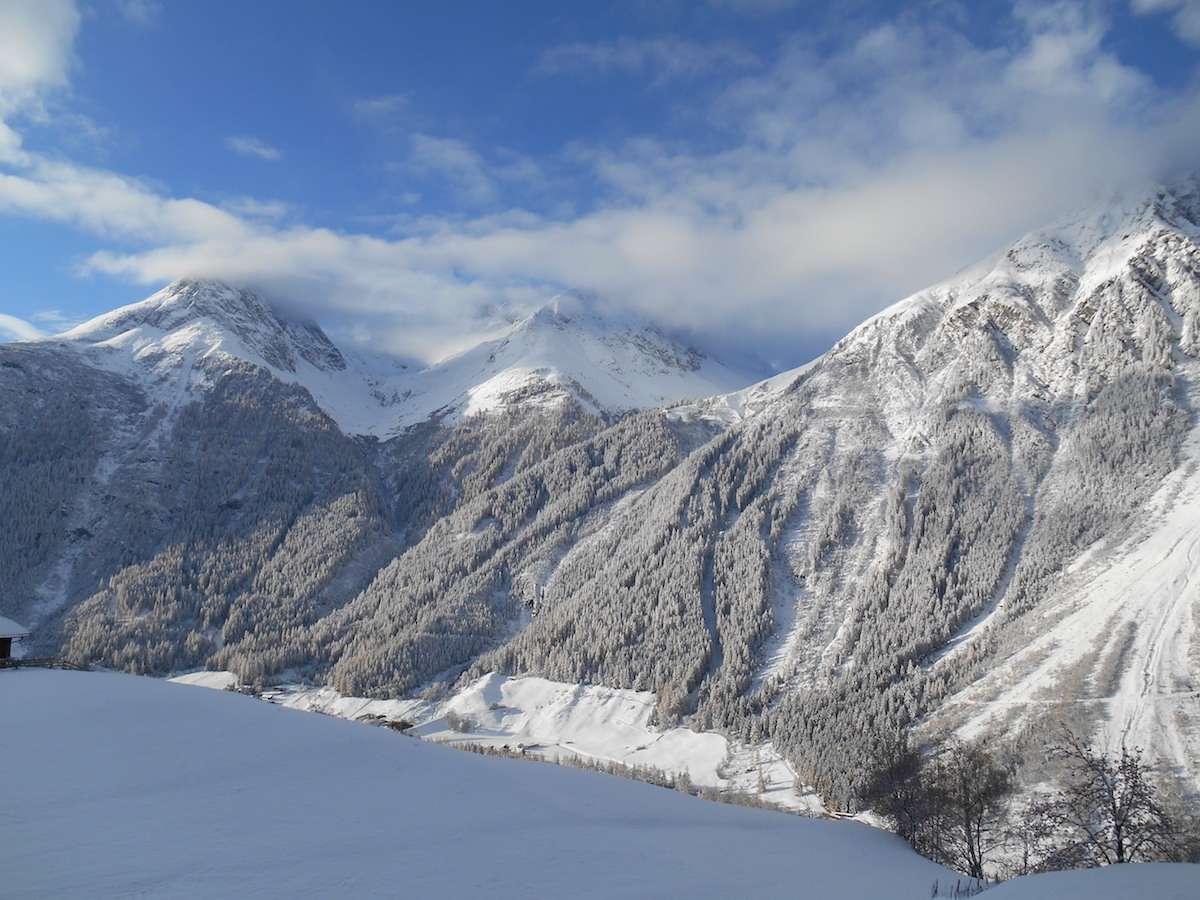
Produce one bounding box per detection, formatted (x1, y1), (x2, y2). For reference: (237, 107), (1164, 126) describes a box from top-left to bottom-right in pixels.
(5, 670), (1197, 899)
(3, 669), (954, 899)
(983, 865), (1200, 900)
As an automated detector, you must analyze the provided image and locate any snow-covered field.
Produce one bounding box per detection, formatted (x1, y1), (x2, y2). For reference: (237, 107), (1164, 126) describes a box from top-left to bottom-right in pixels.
(6, 668), (949, 899)
(4, 669), (1197, 899)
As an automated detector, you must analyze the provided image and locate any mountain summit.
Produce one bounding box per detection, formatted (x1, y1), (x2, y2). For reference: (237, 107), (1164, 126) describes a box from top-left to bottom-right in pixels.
(62, 279), (347, 375)
(383, 291), (767, 431)
(48, 280), (764, 436)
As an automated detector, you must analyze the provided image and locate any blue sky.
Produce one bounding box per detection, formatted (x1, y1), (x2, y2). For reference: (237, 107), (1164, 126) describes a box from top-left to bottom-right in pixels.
(0, 0), (1198, 368)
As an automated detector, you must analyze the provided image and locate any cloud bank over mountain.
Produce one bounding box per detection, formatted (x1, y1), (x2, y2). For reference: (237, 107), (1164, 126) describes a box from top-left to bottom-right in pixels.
(0, 2), (1198, 367)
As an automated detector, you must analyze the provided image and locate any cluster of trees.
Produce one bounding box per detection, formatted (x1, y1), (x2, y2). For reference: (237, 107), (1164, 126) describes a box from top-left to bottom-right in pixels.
(452, 740), (760, 804)
(868, 730), (1198, 879)
(322, 405), (706, 697)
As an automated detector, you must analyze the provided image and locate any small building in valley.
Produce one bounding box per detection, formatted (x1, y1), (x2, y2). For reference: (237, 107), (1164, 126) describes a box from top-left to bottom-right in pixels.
(0, 616), (31, 660)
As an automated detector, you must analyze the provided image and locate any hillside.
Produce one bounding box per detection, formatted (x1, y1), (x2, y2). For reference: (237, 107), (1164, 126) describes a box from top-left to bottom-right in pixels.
(1, 179), (1199, 820)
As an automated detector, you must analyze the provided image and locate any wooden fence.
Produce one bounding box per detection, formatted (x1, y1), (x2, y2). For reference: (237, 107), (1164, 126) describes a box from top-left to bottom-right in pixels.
(0, 657), (90, 671)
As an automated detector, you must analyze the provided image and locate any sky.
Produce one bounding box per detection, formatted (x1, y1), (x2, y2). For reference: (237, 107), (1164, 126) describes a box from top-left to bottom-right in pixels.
(0, 0), (1198, 369)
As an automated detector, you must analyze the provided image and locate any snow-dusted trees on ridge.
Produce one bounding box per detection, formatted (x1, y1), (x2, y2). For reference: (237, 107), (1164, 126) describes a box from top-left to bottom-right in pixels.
(322, 407), (704, 697)
(52, 363), (390, 678)
(0, 348), (139, 629)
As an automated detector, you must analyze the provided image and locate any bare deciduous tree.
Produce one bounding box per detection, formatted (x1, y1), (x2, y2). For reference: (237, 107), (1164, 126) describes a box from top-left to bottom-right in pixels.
(867, 737), (1012, 879)
(1034, 729), (1191, 868)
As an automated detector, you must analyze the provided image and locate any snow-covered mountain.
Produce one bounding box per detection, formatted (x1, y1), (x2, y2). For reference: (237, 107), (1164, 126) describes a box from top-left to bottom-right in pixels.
(3, 178), (1200, 831)
(294, 178), (1200, 807)
(49, 279), (763, 437)
(63, 279), (349, 375)
(381, 290), (764, 431)
(0, 275), (763, 680)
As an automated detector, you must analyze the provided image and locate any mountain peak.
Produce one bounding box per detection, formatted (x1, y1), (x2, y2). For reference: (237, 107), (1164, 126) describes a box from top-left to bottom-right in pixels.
(367, 291), (766, 432)
(62, 279), (346, 374)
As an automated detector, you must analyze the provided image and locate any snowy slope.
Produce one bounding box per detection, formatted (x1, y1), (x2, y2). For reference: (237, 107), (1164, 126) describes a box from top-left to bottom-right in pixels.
(942, 378), (1200, 777)
(738, 179), (1200, 713)
(2, 668), (955, 899)
(6, 670), (1196, 899)
(876, 184), (1200, 780)
(180, 670), (817, 813)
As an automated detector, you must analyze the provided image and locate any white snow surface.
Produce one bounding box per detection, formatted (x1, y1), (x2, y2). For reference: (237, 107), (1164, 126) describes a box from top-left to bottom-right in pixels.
(53, 281), (765, 436)
(982, 864), (1200, 900)
(4, 668), (957, 899)
(0, 614), (30, 637)
(7, 669), (1196, 898)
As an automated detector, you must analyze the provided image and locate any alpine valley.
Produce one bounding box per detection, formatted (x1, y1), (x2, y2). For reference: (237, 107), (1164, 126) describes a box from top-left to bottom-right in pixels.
(4, 178), (1200, 818)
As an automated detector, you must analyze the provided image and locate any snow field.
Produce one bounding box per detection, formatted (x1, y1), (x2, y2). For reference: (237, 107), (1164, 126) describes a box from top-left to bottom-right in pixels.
(5, 668), (955, 899)
(8, 669), (1196, 898)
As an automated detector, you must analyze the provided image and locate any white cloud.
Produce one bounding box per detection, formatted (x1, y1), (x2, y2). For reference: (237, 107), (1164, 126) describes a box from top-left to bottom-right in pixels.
(221, 196), (290, 219)
(1132, 0), (1200, 44)
(538, 36), (759, 83)
(0, 153), (253, 246)
(351, 93), (410, 120)
(1007, 2), (1151, 105)
(0, 312), (47, 341)
(0, 0), (79, 115)
(32, 308), (83, 329)
(225, 135), (283, 161)
(404, 134), (499, 205)
(707, 0), (803, 15)
(114, 0), (162, 27)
